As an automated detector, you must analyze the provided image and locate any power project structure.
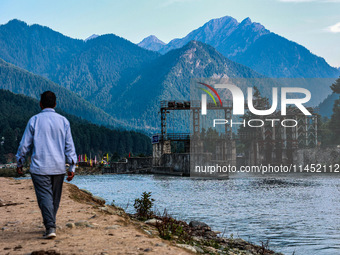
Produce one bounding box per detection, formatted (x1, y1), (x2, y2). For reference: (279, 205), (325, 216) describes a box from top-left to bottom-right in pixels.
(151, 100), (319, 176)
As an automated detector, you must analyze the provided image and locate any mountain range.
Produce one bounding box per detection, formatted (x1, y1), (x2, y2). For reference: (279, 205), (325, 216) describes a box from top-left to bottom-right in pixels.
(138, 16), (340, 79)
(0, 20), (160, 105)
(0, 17), (338, 132)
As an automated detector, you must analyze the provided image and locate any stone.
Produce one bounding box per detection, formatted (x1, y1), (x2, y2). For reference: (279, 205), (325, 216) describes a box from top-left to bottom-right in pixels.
(88, 214), (96, 219)
(203, 230), (217, 238)
(155, 243), (166, 247)
(66, 223), (75, 228)
(14, 245), (22, 250)
(192, 236), (203, 242)
(204, 247), (219, 253)
(143, 230), (152, 235)
(176, 244), (197, 253)
(194, 246), (204, 253)
(99, 206), (115, 214)
(75, 220), (92, 227)
(6, 220), (21, 225)
(189, 221), (210, 229)
(99, 206), (108, 212)
(80, 189), (93, 196)
(144, 248), (152, 252)
(93, 196), (106, 204)
(104, 225), (120, 230)
(145, 218), (162, 226)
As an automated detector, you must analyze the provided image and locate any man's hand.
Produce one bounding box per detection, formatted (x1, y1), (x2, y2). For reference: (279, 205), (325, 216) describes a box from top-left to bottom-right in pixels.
(67, 171), (74, 182)
(16, 166), (24, 175)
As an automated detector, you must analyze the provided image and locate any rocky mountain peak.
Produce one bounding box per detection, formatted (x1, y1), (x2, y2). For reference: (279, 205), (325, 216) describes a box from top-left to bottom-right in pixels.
(240, 17), (252, 25)
(138, 35), (166, 52)
(85, 34), (99, 41)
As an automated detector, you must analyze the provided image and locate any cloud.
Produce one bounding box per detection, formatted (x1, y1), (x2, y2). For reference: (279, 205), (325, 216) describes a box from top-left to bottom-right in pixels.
(327, 22), (340, 33)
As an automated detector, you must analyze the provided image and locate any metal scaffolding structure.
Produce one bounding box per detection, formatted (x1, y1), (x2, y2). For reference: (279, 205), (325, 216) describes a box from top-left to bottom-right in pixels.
(153, 100), (236, 175)
(153, 100), (319, 171)
(158, 100), (235, 142)
(240, 107), (319, 165)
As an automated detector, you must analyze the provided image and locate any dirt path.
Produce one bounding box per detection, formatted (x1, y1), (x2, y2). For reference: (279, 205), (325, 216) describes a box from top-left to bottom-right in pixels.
(0, 177), (191, 255)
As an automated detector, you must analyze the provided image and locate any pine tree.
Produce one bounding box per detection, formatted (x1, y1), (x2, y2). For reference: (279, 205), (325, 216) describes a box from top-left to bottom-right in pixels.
(3, 128), (16, 154)
(330, 77), (340, 94)
(0, 144), (6, 164)
(328, 77), (340, 144)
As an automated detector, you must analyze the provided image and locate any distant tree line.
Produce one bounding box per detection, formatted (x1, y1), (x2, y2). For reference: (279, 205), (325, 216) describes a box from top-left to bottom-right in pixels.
(0, 89), (151, 164)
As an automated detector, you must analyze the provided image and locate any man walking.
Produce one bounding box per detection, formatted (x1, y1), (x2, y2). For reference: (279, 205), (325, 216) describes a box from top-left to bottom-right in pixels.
(16, 91), (77, 239)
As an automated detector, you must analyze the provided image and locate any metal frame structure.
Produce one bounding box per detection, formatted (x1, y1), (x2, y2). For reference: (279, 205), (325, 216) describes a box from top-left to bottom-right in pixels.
(154, 100), (318, 167)
(241, 107), (319, 165)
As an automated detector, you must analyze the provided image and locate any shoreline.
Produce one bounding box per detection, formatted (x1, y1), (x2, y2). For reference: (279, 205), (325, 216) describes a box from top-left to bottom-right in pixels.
(0, 177), (283, 255)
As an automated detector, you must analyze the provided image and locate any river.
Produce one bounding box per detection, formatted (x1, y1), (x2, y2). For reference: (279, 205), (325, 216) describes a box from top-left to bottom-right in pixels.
(71, 174), (340, 255)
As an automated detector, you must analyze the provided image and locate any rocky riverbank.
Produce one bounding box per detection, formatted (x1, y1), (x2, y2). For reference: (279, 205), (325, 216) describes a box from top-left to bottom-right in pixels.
(126, 211), (283, 255)
(0, 177), (283, 255)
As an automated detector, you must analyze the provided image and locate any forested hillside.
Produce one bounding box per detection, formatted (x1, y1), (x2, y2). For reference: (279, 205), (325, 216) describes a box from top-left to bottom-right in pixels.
(0, 90), (152, 164)
(0, 58), (124, 127)
(0, 19), (160, 108)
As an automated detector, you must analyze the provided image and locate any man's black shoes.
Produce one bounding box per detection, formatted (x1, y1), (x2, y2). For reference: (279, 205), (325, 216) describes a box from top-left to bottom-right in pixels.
(43, 228), (56, 239)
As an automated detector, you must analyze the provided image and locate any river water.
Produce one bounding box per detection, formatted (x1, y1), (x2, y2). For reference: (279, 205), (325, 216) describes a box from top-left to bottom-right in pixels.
(71, 174), (340, 255)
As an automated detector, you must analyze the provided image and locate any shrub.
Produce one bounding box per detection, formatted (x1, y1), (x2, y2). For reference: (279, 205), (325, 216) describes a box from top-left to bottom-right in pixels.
(134, 191), (154, 220)
(155, 209), (192, 243)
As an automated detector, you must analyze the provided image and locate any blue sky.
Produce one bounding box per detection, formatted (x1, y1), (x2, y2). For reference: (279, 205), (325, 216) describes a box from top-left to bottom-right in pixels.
(0, 0), (339, 67)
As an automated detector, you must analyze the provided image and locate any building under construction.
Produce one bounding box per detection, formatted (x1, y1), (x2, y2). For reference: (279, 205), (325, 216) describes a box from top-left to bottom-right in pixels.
(152, 100), (236, 176)
(242, 107), (318, 165)
(151, 100), (319, 176)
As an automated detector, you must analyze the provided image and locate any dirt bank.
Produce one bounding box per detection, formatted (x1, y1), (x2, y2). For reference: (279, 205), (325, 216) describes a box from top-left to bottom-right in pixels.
(0, 177), (190, 255)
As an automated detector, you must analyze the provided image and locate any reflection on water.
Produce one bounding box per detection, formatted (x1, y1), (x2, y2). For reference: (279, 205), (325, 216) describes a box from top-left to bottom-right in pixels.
(72, 174), (340, 255)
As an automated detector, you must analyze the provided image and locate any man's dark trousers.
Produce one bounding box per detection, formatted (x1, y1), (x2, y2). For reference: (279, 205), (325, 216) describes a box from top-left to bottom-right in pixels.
(31, 173), (65, 230)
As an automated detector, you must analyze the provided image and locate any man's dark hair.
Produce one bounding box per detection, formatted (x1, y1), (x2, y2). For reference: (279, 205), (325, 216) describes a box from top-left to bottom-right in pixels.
(40, 91), (56, 108)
